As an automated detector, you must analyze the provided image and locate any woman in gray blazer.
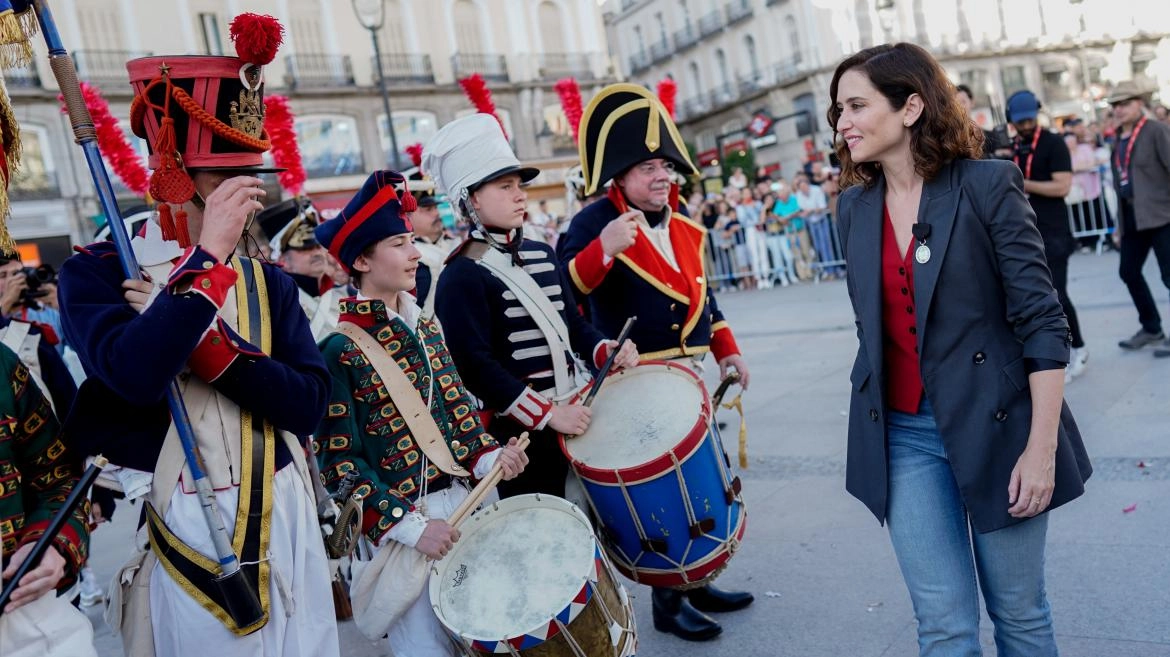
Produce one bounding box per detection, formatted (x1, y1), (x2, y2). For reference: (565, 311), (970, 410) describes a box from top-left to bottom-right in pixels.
(830, 43), (1092, 657)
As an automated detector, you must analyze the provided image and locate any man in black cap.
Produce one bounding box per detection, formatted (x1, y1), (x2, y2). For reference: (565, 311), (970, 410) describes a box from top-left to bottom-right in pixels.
(258, 198), (342, 340)
(410, 193), (456, 323)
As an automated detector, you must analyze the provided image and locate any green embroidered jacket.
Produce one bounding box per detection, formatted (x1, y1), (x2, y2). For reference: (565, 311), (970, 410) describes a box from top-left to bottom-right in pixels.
(0, 343), (89, 587)
(315, 298), (497, 543)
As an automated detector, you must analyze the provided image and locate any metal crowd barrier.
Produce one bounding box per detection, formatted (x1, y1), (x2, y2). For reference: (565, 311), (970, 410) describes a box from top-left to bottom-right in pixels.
(1066, 167), (1115, 254)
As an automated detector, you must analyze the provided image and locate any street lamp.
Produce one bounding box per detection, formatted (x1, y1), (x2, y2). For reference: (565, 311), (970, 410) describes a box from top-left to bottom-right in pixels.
(352, 0), (403, 170)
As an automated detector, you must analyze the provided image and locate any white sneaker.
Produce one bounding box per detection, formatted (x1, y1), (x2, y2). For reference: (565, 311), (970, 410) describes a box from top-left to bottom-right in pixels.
(79, 566), (104, 607)
(1067, 347), (1089, 380)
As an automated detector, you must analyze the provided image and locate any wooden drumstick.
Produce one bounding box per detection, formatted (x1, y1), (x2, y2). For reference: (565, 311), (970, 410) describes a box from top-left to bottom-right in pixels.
(583, 316), (637, 408)
(448, 432), (530, 529)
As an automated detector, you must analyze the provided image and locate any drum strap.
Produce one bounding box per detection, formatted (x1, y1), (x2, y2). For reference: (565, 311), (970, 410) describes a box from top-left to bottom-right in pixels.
(337, 321), (469, 477)
(145, 257), (275, 636)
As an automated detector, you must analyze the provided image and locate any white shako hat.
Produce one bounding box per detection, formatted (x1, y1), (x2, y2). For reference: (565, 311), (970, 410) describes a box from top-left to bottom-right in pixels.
(422, 113), (539, 214)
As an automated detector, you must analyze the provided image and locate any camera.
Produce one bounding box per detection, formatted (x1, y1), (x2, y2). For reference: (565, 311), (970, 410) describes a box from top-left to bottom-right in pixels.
(988, 125), (1014, 159)
(20, 264), (55, 306)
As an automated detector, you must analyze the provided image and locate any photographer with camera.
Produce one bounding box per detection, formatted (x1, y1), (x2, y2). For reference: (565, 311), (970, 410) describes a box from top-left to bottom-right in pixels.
(0, 254), (76, 415)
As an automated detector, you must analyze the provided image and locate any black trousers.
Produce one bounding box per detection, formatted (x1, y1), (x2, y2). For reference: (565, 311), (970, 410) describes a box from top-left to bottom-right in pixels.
(1118, 200), (1170, 335)
(489, 417), (568, 499)
(1044, 237), (1084, 349)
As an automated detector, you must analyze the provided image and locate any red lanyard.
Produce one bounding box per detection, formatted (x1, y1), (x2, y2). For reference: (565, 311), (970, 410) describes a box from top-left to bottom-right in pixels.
(1114, 115), (1147, 182)
(1013, 128), (1042, 180)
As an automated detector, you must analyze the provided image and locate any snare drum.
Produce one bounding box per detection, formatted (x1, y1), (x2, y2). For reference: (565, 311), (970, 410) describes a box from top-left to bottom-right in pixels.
(430, 494), (636, 656)
(560, 362), (746, 589)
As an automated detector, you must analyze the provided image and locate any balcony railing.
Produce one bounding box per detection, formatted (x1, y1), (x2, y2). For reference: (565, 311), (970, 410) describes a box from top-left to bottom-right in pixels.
(708, 82), (737, 107)
(678, 94), (712, 121)
(629, 51), (652, 75)
(773, 54), (808, 87)
(737, 70), (765, 96)
(674, 24), (699, 51)
(376, 53), (434, 84)
(649, 38), (672, 63)
(726, 0), (753, 25)
(452, 52), (508, 82)
(72, 49), (151, 88)
(698, 10), (724, 37)
(3, 64), (40, 89)
(538, 52), (594, 81)
(284, 53), (354, 90)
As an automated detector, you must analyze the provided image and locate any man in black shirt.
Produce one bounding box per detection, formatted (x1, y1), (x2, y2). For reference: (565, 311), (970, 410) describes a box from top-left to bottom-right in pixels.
(1008, 90), (1087, 381)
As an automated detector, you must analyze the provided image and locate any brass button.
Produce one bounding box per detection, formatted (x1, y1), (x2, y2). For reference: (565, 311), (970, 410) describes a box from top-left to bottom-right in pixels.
(671, 323), (680, 331)
(231, 340), (240, 348)
(695, 276), (703, 283)
(200, 278), (212, 289)
(869, 409), (879, 421)
(391, 507), (404, 518)
(995, 410), (1007, 422)
(451, 440), (461, 449)
(202, 261), (213, 269)
(973, 352), (986, 365)
(670, 303), (677, 311)
(378, 499), (389, 511)
(210, 336), (222, 346)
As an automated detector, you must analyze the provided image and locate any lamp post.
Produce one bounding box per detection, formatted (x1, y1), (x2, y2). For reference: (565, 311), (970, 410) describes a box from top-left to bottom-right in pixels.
(352, 0), (402, 170)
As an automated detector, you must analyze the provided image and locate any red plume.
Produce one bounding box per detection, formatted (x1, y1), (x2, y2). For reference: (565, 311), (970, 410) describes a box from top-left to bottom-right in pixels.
(554, 77), (584, 143)
(458, 73), (508, 140)
(656, 77), (677, 120)
(229, 13), (284, 66)
(61, 82), (149, 196)
(263, 95), (306, 195)
(405, 143), (424, 169)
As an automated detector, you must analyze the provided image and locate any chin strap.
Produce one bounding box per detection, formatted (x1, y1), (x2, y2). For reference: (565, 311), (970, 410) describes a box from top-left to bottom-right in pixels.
(459, 188), (524, 265)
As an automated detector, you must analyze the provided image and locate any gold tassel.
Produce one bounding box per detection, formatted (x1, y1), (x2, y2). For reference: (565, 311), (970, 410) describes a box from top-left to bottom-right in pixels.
(0, 71), (20, 256)
(720, 392), (748, 469)
(0, 9), (32, 69)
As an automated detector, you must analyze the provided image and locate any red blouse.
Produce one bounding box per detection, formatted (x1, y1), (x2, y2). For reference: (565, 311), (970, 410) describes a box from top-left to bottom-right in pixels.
(881, 205), (924, 414)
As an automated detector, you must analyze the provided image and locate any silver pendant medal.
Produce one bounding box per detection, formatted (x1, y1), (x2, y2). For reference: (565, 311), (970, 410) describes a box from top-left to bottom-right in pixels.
(915, 243), (931, 264)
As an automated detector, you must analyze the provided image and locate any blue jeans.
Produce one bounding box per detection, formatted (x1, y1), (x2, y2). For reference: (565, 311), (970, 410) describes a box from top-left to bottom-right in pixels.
(886, 399), (1058, 657)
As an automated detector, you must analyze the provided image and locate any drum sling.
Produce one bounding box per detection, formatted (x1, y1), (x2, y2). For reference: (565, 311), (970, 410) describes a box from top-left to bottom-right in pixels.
(144, 257), (276, 636)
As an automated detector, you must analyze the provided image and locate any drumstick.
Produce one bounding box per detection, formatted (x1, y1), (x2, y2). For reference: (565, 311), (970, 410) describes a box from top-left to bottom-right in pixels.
(582, 316), (637, 408)
(448, 433), (530, 529)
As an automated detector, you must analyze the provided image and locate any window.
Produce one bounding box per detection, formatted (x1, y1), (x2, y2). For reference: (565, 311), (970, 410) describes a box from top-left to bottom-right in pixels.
(8, 125), (59, 201)
(744, 35), (759, 77)
(784, 15), (802, 63)
(378, 110), (438, 166)
(541, 104), (576, 155)
(714, 48), (729, 91)
(689, 60), (703, 95)
(633, 26), (645, 55)
(1000, 65), (1027, 97)
(453, 0), (485, 53)
(793, 92), (817, 137)
(294, 115), (365, 178)
(539, 2), (566, 49)
(199, 13), (223, 56)
(958, 69), (989, 106)
(656, 13), (668, 44)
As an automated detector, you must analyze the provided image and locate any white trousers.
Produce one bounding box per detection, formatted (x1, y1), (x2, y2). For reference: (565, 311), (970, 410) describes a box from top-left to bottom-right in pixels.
(362, 485), (468, 657)
(0, 588), (97, 657)
(149, 464), (340, 657)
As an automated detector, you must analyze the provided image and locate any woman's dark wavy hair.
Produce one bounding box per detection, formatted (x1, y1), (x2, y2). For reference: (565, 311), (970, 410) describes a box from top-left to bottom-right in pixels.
(826, 43), (984, 190)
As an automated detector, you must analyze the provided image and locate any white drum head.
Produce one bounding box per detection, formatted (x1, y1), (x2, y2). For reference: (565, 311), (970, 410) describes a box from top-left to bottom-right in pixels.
(565, 364), (704, 470)
(430, 495), (597, 641)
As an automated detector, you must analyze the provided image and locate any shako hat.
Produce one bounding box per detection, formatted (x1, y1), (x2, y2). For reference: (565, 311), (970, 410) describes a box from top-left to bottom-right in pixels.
(314, 170), (413, 273)
(127, 13), (285, 247)
(422, 113), (539, 210)
(577, 83), (698, 196)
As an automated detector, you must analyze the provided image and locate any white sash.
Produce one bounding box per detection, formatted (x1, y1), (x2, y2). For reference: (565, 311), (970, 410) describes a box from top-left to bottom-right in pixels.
(476, 246), (580, 399)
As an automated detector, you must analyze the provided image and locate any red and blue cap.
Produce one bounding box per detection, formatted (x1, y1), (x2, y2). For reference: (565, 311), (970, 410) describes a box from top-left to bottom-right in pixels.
(315, 170), (414, 273)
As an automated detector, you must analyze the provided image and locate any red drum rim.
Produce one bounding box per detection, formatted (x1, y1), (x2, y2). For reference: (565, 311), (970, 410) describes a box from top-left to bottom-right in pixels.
(560, 360), (712, 485)
(609, 507), (748, 589)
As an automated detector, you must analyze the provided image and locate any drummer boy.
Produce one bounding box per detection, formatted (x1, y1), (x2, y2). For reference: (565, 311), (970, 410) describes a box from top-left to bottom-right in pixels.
(423, 114), (638, 500)
(313, 170), (528, 656)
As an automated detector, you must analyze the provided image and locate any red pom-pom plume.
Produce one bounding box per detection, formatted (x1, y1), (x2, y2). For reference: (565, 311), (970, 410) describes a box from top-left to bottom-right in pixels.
(230, 13), (284, 66)
(263, 95), (306, 195)
(554, 77), (584, 143)
(61, 82), (150, 196)
(458, 73), (508, 140)
(405, 142), (424, 169)
(656, 77), (677, 120)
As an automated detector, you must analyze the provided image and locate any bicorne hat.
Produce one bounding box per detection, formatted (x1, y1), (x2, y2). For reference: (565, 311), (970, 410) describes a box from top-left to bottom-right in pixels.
(577, 83), (698, 196)
(257, 198), (320, 257)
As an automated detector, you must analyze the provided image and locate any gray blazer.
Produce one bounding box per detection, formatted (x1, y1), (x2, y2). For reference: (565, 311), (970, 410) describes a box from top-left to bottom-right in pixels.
(1113, 114), (1170, 234)
(837, 158), (1092, 533)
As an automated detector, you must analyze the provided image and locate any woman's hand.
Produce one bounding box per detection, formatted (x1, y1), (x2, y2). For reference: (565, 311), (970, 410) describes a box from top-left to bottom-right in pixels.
(1007, 438), (1056, 518)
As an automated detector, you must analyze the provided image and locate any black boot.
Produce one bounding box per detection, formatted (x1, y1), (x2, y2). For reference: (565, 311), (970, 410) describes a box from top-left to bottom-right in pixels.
(651, 587), (722, 641)
(686, 583), (755, 613)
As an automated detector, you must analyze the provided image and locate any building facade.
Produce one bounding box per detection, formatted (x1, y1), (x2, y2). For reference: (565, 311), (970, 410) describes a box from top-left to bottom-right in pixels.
(5, 0), (617, 265)
(603, 0), (1170, 183)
